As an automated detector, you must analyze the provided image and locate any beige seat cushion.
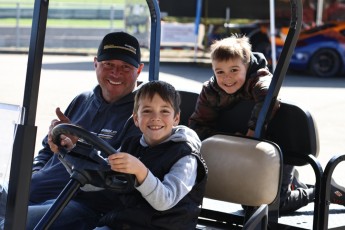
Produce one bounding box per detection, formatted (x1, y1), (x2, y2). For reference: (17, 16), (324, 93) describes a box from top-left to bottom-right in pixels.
(201, 134), (281, 207)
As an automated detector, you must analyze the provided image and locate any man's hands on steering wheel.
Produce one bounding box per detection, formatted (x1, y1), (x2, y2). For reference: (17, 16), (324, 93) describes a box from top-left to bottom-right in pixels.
(51, 123), (135, 193)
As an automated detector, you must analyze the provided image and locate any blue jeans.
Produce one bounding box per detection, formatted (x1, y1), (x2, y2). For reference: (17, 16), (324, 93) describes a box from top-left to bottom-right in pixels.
(26, 199), (100, 230)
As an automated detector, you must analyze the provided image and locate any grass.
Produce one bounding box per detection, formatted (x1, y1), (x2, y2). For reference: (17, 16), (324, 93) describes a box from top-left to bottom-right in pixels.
(0, 0), (254, 29)
(0, 0), (147, 5)
(0, 0), (146, 28)
(0, 18), (124, 28)
(0, 0), (125, 4)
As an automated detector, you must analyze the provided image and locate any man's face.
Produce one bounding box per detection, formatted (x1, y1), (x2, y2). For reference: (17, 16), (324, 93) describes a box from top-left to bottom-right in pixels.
(94, 58), (144, 103)
(212, 57), (247, 94)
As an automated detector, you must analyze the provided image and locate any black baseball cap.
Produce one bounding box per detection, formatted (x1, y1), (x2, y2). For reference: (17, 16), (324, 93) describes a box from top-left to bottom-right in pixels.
(97, 32), (141, 68)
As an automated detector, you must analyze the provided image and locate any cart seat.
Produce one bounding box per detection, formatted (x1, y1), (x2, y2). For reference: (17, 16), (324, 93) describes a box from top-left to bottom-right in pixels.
(198, 134), (282, 229)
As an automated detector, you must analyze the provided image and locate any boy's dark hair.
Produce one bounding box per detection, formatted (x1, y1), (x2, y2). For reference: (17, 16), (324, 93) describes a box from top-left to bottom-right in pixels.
(210, 34), (252, 67)
(134, 80), (181, 115)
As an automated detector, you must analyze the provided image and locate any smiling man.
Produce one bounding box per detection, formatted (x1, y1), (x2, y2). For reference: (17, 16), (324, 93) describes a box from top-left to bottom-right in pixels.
(29, 32), (144, 205)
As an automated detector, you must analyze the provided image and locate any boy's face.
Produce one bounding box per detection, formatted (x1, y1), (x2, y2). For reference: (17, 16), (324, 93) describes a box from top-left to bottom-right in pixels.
(212, 57), (247, 94)
(133, 93), (180, 146)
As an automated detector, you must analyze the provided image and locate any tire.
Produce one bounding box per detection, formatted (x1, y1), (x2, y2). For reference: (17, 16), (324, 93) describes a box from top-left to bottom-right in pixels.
(309, 49), (341, 77)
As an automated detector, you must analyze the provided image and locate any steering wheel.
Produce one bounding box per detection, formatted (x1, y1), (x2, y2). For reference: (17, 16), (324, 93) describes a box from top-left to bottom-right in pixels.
(51, 123), (135, 193)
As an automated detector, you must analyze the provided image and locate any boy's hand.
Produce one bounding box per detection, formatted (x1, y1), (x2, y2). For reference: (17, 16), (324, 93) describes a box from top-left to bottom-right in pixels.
(108, 153), (148, 184)
(246, 129), (255, 137)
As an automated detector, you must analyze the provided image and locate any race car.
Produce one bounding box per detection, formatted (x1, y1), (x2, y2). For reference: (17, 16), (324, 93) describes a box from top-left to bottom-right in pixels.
(276, 21), (345, 77)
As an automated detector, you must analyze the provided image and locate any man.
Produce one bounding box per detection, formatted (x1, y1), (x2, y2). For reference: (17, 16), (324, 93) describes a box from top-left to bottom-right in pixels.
(29, 31), (144, 204)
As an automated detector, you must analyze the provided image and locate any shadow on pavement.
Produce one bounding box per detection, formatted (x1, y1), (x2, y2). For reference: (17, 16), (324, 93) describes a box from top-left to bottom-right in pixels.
(41, 60), (345, 88)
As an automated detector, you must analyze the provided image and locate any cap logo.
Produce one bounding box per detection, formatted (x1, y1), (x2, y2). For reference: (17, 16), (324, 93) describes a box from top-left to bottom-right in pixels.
(103, 44), (136, 55)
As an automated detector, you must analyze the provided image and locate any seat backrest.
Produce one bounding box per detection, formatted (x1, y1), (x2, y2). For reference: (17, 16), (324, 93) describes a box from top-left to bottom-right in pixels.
(265, 101), (319, 166)
(216, 99), (319, 166)
(178, 90), (199, 126)
(179, 90), (319, 166)
(201, 134), (282, 207)
(177, 88), (319, 166)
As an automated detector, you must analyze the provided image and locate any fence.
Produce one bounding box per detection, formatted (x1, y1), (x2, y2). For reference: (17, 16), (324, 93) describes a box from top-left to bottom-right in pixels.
(0, 2), (129, 21)
(0, 1), (150, 51)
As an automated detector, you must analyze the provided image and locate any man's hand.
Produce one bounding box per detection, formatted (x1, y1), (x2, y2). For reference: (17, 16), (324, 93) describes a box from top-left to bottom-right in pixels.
(48, 107), (77, 153)
(55, 107), (70, 123)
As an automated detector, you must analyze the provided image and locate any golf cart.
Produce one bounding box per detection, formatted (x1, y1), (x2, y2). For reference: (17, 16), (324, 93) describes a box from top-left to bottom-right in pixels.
(1, 0), (344, 229)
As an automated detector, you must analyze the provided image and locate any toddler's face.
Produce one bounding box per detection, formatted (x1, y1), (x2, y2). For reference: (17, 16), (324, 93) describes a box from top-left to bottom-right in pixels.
(212, 58), (247, 94)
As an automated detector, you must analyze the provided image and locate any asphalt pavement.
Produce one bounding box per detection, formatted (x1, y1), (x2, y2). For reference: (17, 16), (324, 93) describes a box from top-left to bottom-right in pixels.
(1, 53), (345, 186)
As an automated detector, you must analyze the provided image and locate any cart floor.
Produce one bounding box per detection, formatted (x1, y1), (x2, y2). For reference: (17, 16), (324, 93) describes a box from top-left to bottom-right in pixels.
(197, 198), (345, 229)
(279, 202), (345, 230)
